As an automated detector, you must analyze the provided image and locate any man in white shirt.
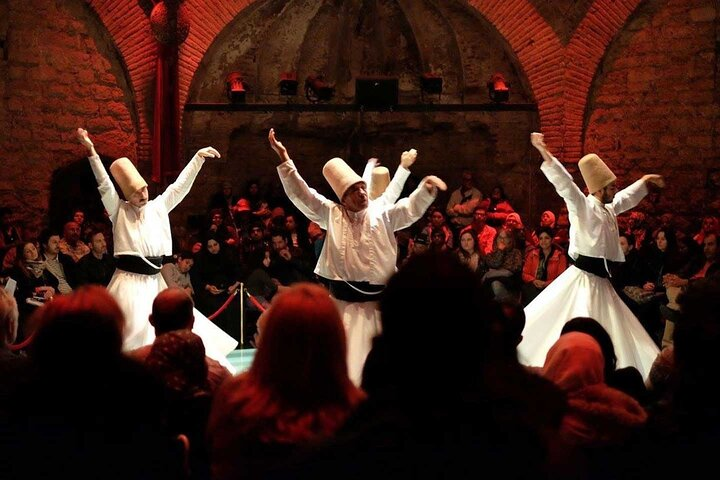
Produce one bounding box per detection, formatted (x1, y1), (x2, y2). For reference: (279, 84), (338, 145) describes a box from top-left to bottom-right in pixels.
(518, 132), (665, 379)
(76, 128), (236, 364)
(268, 128), (445, 385)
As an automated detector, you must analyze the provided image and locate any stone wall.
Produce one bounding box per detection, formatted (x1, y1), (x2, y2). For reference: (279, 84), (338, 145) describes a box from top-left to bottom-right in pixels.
(0, 0), (137, 233)
(0, 0), (717, 236)
(585, 0), (719, 223)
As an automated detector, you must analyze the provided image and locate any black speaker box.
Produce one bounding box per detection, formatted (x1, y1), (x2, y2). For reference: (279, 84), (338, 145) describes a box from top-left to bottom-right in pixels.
(355, 77), (399, 109)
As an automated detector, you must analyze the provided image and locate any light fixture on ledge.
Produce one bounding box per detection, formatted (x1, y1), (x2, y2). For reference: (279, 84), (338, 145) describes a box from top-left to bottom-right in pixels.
(488, 73), (509, 103)
(226, 72), (247, 104)
(304, 74), (335, 103)
(279, 71), (299, 96)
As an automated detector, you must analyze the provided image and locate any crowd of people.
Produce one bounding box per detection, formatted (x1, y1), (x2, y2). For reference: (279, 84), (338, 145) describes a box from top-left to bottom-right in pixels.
(1, 128), (720, 478)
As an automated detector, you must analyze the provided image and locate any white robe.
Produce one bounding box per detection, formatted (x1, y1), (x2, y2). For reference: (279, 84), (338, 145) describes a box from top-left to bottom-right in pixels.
(88, 154), (237, 365)
(277, 160), (435, 384)
(517, 156), (659, 379)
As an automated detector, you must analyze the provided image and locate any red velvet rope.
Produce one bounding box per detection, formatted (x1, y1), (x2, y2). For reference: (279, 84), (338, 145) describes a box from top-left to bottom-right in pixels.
(8, 333), (34, 351)
(207, 289), (239, 321)
(245, 290), (267, 313)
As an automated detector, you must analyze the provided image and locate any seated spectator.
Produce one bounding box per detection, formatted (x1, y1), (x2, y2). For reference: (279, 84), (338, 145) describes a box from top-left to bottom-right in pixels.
(231, 198), (254, 245)
(486, 185), (515, 227)
(456, 229), (481, 272)
(146, 330), (214, 480)
(542, 332), (648, 478)
(428, 227), (448, 254)
(206, 209), (237, 247)
(75, 230), (115, 287)
(191, 236), (243, 340)
(58, 221), (90, 263)
(265, 230), (314, 286)
(560, 317), (647, 404)
(7, 242), (58, 338)
(128, 287), (231, 391)
(481, 228), (523, 302)
(503, 212), (535, 251)
(307, 221), (325, 261)
(423, 210), (453, 250)
(612, 233), (645, 293)
(521, 227), (567, 306)
(658, 232), (719, 345)
(160, 250), (195, 297)
(1, 286), (178, 480)
(39, 228), (75, 294)
(207, 283), (364, 480)
(692, 215), (719, 246)
(539, 210), (556, 229)
(446, 169), (484, 232)
(402, 231), (429, 265)
(637, 279), (720, 477)
(554, 205), (570, 251)
(280, 253), (565, 479)
(285, 213), (310, 254)
(462, 204), (496, 255)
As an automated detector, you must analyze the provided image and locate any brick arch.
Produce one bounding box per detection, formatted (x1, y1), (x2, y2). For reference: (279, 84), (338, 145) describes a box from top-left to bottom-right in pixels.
(87, 0), (643, 163)
(563, 0), (644, 160)
(466, 0), (565, 152)
(85, 0), (156, 163)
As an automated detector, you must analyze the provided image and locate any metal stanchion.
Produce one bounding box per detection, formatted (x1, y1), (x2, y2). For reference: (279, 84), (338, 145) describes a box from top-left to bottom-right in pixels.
(239, 282), (244, 348)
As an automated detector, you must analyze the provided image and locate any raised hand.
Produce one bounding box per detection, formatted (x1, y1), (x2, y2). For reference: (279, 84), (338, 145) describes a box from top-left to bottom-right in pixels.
(268, 128), (290, 164)
(76, 128), (94, 150)
(530, 132), (546, 151)
(196, 147), (221, 159)
(423, 175), (447, 193)
(642, 174), (665, 189)
(401, 149), (417, 169)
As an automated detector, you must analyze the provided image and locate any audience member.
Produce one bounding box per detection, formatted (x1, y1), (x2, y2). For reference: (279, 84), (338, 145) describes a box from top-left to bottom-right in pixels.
(75, 230), (115, 287)
(521, 227), (567, 306)
(207, 283), (364, 480)
(161, 250), (195, 297)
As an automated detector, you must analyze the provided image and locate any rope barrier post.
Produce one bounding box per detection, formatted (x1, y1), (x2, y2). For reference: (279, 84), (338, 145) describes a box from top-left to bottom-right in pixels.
(239, 282), (244, 349)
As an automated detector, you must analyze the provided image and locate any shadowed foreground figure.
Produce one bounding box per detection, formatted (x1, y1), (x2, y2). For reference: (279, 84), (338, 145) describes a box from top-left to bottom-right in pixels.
(0, 286), (179, 480)
(268, 252), (566, 479)
(208, 283), (364, 480)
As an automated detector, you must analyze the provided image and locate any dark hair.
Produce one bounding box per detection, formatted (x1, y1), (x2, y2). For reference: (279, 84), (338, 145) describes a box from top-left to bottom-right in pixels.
(270, 229), (289, 243)
(561, 317), (617, 375)
(177, 250), (193, 260)
(84, 228), (104, 244)
(655, 227), (678, 252)
(620, 232), (636, 247)
(39, 228), (61, 248)
(535, 226), (555, 240)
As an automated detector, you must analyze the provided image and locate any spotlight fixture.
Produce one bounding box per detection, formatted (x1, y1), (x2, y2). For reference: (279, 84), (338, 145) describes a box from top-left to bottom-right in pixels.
(304, 74), (335, 103)
(420, 72), (443, 95)
(226, 71), (247, 104)
(488, 73), (509, 103)
(279, 71), (298, 96)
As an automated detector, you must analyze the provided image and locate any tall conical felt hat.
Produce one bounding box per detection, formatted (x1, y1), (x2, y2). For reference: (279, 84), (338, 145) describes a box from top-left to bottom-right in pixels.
(578, 153), (616, 194)
(322, 157), (364, 201)
(369, 166), (390, 200)
(110, 157), (148, 200)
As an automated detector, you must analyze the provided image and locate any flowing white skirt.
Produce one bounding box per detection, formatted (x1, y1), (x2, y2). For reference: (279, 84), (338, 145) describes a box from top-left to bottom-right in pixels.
(517, 265), (660, 379)
(333, 298), (382, 386)
(107, 270), (238, 370)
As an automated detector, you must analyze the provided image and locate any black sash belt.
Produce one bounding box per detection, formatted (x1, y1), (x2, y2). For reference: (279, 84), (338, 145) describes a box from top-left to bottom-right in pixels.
(327, 279), (384, 303)
(116, 255), (162, 276)
(574, 255), (613, 278)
